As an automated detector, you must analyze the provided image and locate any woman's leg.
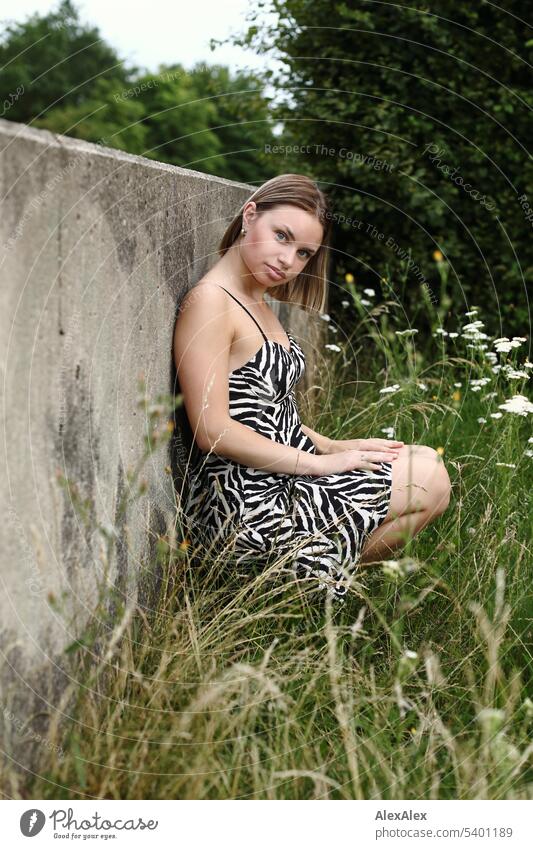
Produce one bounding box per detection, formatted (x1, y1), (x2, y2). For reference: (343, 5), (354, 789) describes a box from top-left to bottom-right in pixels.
(358, 444), (452, 563)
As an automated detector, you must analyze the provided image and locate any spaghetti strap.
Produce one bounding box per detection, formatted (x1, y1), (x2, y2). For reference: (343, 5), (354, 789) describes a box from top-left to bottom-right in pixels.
(217, 285), (268, 342)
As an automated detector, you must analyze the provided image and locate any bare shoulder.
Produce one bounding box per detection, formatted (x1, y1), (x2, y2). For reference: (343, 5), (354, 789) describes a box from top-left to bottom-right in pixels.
(178, 280), (227, 315)
(174, 282), (234, 373)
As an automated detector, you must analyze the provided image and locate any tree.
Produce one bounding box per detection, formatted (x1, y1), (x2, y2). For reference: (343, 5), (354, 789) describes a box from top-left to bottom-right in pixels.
(32, 76), (148, 152)
(0, 2), (278, 184)
(187, 63), (279, 184)
(0, 0), (138, 126)
(225, 0), (533, 332)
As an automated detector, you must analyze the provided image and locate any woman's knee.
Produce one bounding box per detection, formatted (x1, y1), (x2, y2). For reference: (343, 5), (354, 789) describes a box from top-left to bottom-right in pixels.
(389, 443), (452, 517)
(433, 457), (452, 515)
(412, 444), (451, 516)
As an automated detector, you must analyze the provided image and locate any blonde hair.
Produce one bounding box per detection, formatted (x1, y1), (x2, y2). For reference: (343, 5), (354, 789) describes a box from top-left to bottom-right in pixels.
(218, 173), (333, 314)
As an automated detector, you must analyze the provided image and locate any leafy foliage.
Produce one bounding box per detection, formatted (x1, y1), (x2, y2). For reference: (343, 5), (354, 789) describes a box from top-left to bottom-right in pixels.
(231, 0), (533, 333)
(0, 0), (277, 184)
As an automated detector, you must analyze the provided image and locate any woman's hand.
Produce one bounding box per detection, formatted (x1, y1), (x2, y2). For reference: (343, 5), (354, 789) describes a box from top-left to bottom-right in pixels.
(312, 444), (402, 475)
(309, 437), (404, 475)
(329, 437), (404, 454)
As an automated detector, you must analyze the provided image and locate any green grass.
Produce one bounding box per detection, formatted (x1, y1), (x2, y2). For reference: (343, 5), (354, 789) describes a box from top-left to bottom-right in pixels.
(6, 299), (532, 800)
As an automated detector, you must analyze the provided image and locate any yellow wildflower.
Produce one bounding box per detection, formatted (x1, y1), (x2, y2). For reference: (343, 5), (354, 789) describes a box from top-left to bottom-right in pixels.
(433, 249), (444, 262)
(452, 390), (461, 401)
(345, 272), (354, 284)
(436, 446), (445, 456)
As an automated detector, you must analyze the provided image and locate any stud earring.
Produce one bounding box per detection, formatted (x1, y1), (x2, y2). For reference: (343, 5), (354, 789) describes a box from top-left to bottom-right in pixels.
(241, 226), (247, 235)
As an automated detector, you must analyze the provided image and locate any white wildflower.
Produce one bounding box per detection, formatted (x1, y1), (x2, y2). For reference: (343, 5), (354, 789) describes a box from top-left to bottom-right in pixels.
(525, 449), (533, 458)
(360, 298), (371, 306)
(320, 313), (331, 321)
(494, 338), (524, 352)
(379, 384), (401, 394)
(477, 417), (487, 424)
(504, 368), (530, 380)
(454, 382), (462, 388)
(435, 327), (448, 336)
(490, 412), (503, 419)
(464, 330), (488, 339)
(381, 426), (396, 438)
(448, 332), (459, 338)
(341, 300), (350, 308)
(464, 309), (479, 317)
(485, 352), (498, 363)
(395, 329), (418, 337)
(324, 343), (341, 352)
(363, 288), (375, 297)
(417, 382), (428, 391)
(524, 360), (533, 370)
(498, 395), (533, 416)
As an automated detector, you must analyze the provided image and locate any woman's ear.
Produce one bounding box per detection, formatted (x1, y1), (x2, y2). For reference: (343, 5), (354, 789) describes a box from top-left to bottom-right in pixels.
(242, 200), (257, 229)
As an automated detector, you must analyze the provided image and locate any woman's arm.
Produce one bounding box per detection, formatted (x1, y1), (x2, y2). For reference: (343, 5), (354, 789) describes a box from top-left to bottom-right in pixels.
(301, 423), (336, 455)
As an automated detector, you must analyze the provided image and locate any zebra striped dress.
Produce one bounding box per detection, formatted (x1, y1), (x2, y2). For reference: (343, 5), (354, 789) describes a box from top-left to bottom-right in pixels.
(182, 285), (393, 602)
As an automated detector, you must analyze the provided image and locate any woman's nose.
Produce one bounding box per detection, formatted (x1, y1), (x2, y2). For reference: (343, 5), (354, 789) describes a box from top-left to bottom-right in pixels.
(277, 253), (292, 269)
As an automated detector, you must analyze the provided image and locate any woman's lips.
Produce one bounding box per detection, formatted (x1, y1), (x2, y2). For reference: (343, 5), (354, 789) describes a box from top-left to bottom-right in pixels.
(265, 263), (285, 280)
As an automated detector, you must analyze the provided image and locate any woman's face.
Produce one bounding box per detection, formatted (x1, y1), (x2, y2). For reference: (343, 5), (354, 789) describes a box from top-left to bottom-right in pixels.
(241, 202), (324, 286)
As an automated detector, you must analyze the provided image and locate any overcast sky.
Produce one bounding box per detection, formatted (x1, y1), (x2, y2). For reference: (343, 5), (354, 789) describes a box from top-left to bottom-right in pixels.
(0, 0), (281, 76)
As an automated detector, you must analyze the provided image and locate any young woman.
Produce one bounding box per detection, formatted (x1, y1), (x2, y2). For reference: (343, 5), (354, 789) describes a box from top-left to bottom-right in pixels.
(173, 174), (451, 601)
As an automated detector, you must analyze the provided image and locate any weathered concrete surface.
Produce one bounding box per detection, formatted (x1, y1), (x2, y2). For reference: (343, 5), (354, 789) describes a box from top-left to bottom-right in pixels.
(0, 118), (325, 779)
(0, 118), (258, 776)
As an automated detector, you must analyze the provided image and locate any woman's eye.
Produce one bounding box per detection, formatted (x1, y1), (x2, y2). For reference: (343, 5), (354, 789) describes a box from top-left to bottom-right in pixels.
(276, 231), (310, 258)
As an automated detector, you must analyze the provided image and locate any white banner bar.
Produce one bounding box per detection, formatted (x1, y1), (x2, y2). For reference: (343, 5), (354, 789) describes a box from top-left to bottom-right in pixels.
(2, 799), (531, 847)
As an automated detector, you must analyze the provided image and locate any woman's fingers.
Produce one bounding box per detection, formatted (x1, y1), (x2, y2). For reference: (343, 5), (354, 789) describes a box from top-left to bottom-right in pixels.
(361, 440), (402, 454)
(360, 451), (398, 464)
(370, 439), (403, 448)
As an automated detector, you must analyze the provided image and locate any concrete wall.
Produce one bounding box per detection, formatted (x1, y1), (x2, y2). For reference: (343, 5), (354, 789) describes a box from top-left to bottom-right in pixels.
(0, 118), (324, 776)
(0, 118), (259, 774)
